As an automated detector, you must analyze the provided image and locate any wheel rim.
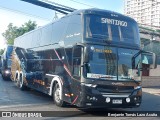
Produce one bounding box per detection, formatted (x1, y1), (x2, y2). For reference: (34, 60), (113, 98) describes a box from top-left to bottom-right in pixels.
(19, 76), (23, 88)
(54, 84), (61, 103)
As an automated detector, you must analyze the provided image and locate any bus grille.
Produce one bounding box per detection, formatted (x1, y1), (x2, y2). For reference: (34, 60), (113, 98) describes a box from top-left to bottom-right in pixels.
(96, 85), (134, 93)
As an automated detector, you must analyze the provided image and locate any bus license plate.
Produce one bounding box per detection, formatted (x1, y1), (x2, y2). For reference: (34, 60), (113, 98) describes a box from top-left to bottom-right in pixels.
(112, 99), (122, 104)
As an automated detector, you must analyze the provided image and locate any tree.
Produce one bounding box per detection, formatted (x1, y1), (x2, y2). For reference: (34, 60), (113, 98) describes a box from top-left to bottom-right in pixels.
(0, 49), (4, 55)
(2, 20), (37, 45)
(156, 29), (160, 33)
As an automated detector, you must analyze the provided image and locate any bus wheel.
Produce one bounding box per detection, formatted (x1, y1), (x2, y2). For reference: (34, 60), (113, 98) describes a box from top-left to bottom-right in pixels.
(18, 75), (26, 91)
(53, 83), (66, 107)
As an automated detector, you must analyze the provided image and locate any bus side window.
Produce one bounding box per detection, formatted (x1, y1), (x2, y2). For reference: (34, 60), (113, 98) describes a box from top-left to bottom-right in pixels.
(72, 46), (81, 78)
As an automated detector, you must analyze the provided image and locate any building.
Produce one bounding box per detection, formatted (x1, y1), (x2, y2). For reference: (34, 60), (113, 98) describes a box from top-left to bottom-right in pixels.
(124, 0), (160, 29)
(140, 27), (160, 76)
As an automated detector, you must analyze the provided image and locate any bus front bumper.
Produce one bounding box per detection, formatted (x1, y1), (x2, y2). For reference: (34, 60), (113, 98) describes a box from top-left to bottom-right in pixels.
(77, 85), (142, 108)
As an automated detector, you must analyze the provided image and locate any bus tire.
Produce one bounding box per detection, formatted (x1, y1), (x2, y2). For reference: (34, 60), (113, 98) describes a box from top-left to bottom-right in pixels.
(53, 82), (66, 107)
(18, 75), (26, 91)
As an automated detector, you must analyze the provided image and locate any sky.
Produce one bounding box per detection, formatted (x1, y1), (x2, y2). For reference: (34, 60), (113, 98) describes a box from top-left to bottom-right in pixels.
(0, 0), (124, 49)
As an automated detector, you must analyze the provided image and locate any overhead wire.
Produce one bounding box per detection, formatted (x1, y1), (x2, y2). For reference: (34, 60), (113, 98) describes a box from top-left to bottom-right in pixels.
(0, 5), (50, 21)
(69, 0), (96, 8)
(41, 0), (76, 11)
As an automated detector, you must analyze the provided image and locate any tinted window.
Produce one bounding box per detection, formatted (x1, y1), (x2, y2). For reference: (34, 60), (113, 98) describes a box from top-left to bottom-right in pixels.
(64, 15), (82, 46)
(85, 14), (140, 45)
(40, 24), (52, 46)
(73, 46), (81, 78)
(86, 46), (117, 79)
(118, 48), (141, 81)
(69, 14), (81, 24)
(85, 45), (141, 81)
(32, 30), (41, 48)
(52, 17), (70, 44)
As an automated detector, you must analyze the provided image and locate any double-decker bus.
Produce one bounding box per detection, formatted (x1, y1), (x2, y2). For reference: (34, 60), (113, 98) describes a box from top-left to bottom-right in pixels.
(11, 8), (157, 108)
(1, 45), (13, 80)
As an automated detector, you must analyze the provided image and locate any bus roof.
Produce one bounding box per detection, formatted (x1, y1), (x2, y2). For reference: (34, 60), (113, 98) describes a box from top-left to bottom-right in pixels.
(68, 8), (136, 22)
(14, 8), (137, 45)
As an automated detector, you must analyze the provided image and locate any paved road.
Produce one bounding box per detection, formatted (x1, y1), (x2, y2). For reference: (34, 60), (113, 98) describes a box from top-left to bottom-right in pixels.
(0, 74), (160, 120)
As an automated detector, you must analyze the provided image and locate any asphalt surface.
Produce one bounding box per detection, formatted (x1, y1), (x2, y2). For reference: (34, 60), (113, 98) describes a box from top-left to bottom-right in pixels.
(0, 74), (160, 120)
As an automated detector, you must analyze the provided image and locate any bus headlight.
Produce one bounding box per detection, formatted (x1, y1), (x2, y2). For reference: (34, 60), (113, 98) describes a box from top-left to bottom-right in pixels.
(5, 70), (10, 74)
(90, 46), (95, 50)
(126, 98), (130, 103)
(106, 97), (110, 103)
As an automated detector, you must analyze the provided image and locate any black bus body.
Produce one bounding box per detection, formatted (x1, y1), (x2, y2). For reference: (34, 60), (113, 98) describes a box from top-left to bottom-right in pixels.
(11, 8), (157, 108)
(1, 45), (13, 80)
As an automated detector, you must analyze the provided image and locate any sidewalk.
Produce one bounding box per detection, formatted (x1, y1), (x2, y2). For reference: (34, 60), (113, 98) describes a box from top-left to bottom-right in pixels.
(142, 76), (160, 96)
(142, 87), (160, 96)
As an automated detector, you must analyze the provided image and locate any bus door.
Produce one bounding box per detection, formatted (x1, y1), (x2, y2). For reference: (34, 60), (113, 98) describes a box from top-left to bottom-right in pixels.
(70, 46), (82, 103)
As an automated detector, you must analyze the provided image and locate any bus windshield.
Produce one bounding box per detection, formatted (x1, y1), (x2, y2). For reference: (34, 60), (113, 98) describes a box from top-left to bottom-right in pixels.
(85, 14), (140, 45)
(85, 45), (141, 81)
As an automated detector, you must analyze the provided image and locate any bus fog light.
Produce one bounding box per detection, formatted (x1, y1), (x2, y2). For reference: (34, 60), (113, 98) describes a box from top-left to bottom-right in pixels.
(136, 103), (140, 106)
(106, 97), (110, 103)
(134, 97), (137, 101)
(87, 96), (90, 100)
(126, 98), (130, 103)
(92, 97), (96, 101)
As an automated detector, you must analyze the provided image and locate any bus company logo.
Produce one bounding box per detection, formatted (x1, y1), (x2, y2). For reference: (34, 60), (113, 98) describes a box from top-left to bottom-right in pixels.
(111, 82), (124, 86)
(2, 112), (11, 117)
(101, 18), (128, 27)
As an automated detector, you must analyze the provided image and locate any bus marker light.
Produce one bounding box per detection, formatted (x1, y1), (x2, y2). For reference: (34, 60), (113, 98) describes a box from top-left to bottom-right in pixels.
(86, 103), (92, 106)
(65, 94), (70, 97)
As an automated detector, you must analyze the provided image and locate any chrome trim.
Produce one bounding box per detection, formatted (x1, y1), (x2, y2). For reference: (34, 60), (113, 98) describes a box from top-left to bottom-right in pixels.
(102, 94), (129, 97)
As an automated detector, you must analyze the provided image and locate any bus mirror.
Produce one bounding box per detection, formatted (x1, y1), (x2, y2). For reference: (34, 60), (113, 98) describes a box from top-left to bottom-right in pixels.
(132, 51), (141, 69)
(74, 43), (89, 63)
(84, 47), (89, 63)
(142, 52), (157, 69)
(152, 53), (157, 69)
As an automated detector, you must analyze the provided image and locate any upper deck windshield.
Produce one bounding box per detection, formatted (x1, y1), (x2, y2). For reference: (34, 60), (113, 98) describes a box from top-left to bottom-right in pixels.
(85, 14), (140, 45)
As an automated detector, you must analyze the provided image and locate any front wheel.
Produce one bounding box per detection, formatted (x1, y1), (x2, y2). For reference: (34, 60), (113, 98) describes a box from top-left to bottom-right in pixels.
(53, 83), (66, 107)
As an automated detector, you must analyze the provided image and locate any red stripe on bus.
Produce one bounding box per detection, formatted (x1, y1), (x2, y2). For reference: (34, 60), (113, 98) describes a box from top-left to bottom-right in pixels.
(71, 95), (78, 105)
(53, 49), (72, 77)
